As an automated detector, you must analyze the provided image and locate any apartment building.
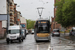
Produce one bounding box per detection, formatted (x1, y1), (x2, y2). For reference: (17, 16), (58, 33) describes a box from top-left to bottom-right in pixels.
(0, 0), (24, 38)
(7, 0), (20, 25)
(17, 11), (21, 25)
(14, 3), (17, 24)
(9, 0), (14, 25)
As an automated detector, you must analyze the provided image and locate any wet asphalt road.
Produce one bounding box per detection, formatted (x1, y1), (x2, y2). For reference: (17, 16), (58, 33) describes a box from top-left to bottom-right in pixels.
(51, 33), (75, 50)
(0, 33), (75, 50)
(0, 34), (50, 50)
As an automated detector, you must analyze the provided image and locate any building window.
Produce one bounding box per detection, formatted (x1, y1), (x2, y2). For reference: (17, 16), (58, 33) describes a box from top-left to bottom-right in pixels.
(10, 3), (12, 6)
(10, 13), (12, 16)
(21, 24), (25, 28)
(10, 10), (13, 12)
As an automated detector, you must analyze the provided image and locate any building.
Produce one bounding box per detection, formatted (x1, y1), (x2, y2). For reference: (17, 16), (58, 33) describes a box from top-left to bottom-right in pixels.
(7, 0), (20, 25)
(0, 0), (10, 38)
(0, 0), (23, 38)
(51, 0), (61, 31)
(20, 17), (26, 29)
(17, 11), (21, 25)
(9, 0), (15, 25)
(14, 3), (17, 24)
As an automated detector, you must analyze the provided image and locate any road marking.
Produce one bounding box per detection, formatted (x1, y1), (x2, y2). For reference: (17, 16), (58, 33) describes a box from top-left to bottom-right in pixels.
(37, 45), (39, 50)
(65, 46), (75, 49)
(30, 49), (33, 50)
(48, 45), (51, 50)
(51, 46), (75, 50)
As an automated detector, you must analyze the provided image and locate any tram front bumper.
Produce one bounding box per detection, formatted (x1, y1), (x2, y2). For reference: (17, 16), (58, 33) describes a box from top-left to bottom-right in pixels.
(35, 35), (51, 41)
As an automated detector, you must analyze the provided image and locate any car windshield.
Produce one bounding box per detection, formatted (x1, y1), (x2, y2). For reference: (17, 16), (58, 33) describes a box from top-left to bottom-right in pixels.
(72, 30), (75, 32)
(32, 29), (34, 31)
(8, 30), (20, 34)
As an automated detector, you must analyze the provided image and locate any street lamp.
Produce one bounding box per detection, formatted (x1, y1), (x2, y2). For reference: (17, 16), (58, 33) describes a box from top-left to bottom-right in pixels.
(37, 7), (44, 19)
(7, 1), (10, 34)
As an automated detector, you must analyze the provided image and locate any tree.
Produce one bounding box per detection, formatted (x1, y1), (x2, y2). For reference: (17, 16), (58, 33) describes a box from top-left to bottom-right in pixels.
(55, 0), (75, 28)
(26, 19), (35, 29)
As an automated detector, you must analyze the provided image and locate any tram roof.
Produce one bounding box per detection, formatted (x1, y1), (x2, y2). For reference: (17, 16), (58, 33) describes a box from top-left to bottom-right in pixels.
(36, 19), (49, 21)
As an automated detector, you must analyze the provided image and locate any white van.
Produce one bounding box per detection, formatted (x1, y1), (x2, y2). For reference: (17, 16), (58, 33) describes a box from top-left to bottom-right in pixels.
(6, 25), (24, 43)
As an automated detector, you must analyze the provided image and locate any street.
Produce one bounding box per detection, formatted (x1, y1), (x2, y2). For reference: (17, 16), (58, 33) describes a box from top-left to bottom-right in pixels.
(0, 34), (50, 50)
(0, 33), (75, 50)
(0, 0), (75, 50)
(51, 33), (75, 50)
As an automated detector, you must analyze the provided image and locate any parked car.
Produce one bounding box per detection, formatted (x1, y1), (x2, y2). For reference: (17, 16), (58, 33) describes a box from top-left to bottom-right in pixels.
(26, 29), (28, 34)
(21, 29), (26, 39)
(31, 29), (34, 34)
(52, 29), (60, 36)
(69, 27), (75, 36)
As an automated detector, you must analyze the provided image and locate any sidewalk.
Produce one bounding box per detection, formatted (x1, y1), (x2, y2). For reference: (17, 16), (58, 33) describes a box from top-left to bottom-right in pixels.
(61, 33), (69, 36)
(0, 38), (6, 44)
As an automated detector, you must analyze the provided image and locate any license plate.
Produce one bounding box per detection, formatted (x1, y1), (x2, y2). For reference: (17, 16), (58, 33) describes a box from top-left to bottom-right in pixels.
(54, 33), (59, 34)
(10, 36), (16, 39)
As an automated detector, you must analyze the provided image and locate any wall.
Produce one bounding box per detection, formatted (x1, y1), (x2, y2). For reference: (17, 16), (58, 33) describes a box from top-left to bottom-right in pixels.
(0, 0), (7, 14)
(0, 21), (2, 30)
(0, 0), (7, 38)
(51, 0), (62, 32)
(20, 17), (26, 28)
(0, 0), (7, 28)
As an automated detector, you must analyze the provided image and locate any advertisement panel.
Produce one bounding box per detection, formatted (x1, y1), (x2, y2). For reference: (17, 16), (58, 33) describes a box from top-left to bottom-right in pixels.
(21, 24), (25, 28)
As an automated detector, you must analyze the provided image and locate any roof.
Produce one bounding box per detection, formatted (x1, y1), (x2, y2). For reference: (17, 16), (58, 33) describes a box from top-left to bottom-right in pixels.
(8, 25), (21, 30)
(36, 19), (50, 22)
(37, 18), (49, 21)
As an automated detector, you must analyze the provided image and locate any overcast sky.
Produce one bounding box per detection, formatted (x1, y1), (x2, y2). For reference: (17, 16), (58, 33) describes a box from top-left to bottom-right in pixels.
(14, 0), (54, 21)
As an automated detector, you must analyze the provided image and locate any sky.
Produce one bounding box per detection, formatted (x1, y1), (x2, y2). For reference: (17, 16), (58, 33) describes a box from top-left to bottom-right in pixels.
(14, 0), (54, 21)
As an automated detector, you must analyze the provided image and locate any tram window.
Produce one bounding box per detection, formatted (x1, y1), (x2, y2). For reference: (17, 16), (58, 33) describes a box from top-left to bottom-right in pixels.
(38, 27), (49, 33)
(39, 27), (43, 31)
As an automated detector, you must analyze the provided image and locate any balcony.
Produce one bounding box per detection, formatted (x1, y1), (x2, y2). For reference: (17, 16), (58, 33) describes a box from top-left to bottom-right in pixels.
(10, 19), (14, 22)
(10, 16), (14, 19)
(10, 6), (14, 11)
(10, 22), (14, 25)
(7, 0), (13, 3)
(10, 11), (14, 16)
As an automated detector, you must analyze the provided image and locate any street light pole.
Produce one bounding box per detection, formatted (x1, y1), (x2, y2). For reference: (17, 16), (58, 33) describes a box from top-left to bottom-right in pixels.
(7, 1), (10, 34)
(37, 7), (44, 19)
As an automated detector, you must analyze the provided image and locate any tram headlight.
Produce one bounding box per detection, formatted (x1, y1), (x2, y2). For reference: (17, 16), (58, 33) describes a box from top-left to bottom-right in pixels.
(48, 34), (50, 36)
(37, 34), (39, 36)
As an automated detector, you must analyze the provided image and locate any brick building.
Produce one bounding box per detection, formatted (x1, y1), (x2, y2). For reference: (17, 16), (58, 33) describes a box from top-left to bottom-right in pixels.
(51, 0), (61, 31)
(14, 3), (17, 24)
(0, 0), (25, 38)
(17, 11), (21, 25)
(9, 0), (15, 25)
